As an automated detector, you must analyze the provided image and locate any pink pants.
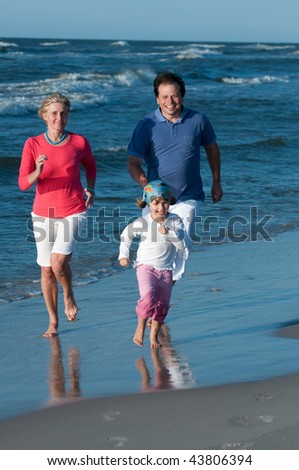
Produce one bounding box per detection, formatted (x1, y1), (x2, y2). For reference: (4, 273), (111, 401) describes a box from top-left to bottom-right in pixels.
(136, 265), (173, 324)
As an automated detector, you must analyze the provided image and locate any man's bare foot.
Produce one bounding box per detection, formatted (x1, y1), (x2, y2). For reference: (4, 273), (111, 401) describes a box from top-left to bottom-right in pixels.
(64, 291), (78, 321)
(43, 323), (58, 338)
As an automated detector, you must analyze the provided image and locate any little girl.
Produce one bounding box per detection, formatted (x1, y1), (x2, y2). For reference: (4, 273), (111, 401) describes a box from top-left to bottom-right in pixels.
(119, 180), (187, 349)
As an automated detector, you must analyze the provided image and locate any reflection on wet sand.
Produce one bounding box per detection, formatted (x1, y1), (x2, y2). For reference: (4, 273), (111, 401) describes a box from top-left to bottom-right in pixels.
(46, 336), (81, 406)
(45, 326), (194, 404)
(136, 324), (195, 391)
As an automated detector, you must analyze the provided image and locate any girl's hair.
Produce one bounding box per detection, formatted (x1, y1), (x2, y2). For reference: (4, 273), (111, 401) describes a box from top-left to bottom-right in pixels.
(136, 195), (176, 208)
(38, 92), (71, 119)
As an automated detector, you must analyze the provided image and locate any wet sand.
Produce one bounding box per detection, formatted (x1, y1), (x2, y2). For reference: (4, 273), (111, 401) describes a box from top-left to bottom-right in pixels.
(1, 229), (299, 449)
(1, 373), (299, 449)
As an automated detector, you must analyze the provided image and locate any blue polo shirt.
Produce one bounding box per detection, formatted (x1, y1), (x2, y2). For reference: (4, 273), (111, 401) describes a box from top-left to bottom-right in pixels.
(128, 107), (217, 200)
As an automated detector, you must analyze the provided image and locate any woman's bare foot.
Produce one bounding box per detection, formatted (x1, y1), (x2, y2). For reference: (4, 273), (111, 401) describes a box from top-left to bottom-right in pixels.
(43, 323), (58, 338)
(64, 291), (78, 321)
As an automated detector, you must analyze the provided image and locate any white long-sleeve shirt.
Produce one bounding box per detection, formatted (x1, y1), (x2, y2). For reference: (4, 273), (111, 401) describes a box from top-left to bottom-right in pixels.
(119, 213), (188, 280)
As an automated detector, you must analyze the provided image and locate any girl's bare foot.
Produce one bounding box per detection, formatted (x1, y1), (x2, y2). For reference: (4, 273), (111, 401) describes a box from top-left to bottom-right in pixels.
(150, 337), (161, 349)
(133, 326), (144, 347)
(150, 319), (161, 349)
(133, 317), (147, 347)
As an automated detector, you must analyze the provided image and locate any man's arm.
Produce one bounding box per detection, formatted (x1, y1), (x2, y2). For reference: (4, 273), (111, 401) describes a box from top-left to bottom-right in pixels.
(204, 142), (223, 203)
(127, 155), (148, 188)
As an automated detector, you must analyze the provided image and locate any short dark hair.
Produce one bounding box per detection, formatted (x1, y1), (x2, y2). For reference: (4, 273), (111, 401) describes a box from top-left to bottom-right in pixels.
(153, 71), (186, 98)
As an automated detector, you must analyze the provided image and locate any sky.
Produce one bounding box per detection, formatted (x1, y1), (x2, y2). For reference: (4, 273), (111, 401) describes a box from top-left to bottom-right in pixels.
(0, 0), (298, 44)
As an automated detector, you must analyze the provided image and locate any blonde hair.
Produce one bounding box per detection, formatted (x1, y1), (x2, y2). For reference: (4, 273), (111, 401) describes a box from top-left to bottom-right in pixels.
(38, 92), (71, 119)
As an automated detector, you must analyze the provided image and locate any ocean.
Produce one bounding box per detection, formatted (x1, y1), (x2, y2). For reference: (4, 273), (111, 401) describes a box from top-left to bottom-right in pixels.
(0, 37), (298, 303)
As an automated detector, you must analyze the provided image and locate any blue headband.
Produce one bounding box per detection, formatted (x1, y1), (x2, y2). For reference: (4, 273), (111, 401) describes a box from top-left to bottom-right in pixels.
(142, 180), (171, 204)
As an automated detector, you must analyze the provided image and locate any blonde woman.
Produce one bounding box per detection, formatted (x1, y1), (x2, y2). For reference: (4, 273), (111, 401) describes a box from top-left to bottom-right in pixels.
(19, 92), (96, 337)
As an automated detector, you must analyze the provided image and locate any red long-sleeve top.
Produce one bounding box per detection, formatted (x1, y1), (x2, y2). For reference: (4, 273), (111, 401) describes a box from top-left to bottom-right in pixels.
(19, 132), (97, 218)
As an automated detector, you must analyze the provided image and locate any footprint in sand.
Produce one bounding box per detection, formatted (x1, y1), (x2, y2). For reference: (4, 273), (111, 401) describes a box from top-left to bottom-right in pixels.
(254, 393), (273, 401)
(258, 415), (274, 423)
(229, 415), (274, 426)
(102, 411), (121, 422)
(106, 436), (127, 448)
(221, 441), (253, 450)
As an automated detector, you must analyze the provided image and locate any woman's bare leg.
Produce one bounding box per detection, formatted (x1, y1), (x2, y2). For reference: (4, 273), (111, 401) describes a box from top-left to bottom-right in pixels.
(51, 253), (78, 321)
(41, 266), (59, 337)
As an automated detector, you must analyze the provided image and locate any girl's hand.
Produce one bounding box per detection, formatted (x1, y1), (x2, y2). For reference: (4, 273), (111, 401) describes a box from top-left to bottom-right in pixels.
(119, 258), (130, 267)
(158, 224), (168, 235)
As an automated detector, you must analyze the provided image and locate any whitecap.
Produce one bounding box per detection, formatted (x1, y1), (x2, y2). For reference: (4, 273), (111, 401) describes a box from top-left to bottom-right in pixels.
(221, 75), (289, 85)
(23, 290), (42, 298)
(194, 43), (225, 49)
(110, 40), (129, 47)
(176, 45), (221, 60)
(0, 41), (18, 48)
(247, 43), (296, 51)
(176, 48), (204, 60)
(0, 68), (138, 116)
(39, 41), (69, 47)
(114, 70), (137, 86)
(74, 277), (99, 286)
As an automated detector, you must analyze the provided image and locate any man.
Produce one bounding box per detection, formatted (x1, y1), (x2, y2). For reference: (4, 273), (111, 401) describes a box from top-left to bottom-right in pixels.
(127, 71), (222, 276)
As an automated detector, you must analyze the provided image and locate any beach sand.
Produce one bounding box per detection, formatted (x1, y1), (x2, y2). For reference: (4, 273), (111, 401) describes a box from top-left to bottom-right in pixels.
(1, 229), (299, 449)
(2, 374), (299, 450)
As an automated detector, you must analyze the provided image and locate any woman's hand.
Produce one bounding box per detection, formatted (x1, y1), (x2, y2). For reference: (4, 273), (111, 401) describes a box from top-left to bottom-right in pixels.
(36, 154), (48, 175)
(84, 188), (95, 208)
(27, 154), (48, 186)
